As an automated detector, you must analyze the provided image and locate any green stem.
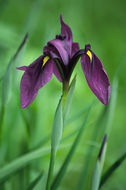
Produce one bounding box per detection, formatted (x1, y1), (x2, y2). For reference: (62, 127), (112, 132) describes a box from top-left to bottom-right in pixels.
(46, 148), (56, 190)
(46, 80), (70, 190)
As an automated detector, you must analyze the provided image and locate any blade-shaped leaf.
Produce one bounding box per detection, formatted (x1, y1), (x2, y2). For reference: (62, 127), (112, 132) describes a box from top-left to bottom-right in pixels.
(51, 97), (63, 151)
(46, 97), (63, 190)
(105, 77), (118, 136)
(2, 33), (28, 106)
(63, 76), (76, 124)
(0, 34), (28, 141)
(0, 146), (49, 185)
(0, 143), (69, 185)
(27, 171), (44, 190)
(51, 102), (93, 190)
(100, 152), (126, 188)
(90, 135), (107, 190)
(76, 107), (107, 190)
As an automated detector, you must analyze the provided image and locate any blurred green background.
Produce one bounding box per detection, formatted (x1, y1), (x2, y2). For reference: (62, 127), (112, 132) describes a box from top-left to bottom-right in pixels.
(0, 0), (126, 189)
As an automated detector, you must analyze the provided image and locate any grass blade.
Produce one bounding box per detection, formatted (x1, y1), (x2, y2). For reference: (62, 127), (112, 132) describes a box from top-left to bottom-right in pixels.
(51, 103), (93, 190)
(46, 97), (63, 190)
(51, 97), (63, 151)
(105, 77), (118, 136)
(0, 34), (28, 142)
(0, 143), (69, 185)
(63, 76), (76, 124)
(2, 33), (28, 106)
(90, 135), (107, 190)
(27, 171), (44, 190)
(90, 75), (118, 190)
(100, 152), (126, 188)
(76, 108), (107, 190)
(0, 146), (49, 184)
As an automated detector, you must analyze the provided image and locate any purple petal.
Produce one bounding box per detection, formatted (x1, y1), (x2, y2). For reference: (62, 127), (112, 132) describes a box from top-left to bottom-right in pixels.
(19, 56), (53, 108)
(43, 45), (60, 60)
(17, 66), (27, 71)
(60, 15), (73, 57)
(81, 52), (110, 105)
(48, 39), (69, 65)
(71, 42), (80, 57)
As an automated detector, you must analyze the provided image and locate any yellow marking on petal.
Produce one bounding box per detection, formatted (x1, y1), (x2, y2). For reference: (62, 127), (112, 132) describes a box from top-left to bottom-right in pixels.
(43, 56), (50, 67)
(87, 50), (92, 62)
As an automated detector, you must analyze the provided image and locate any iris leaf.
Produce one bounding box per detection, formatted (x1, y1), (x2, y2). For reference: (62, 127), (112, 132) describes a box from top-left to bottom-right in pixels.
(63, 76), (76, 124)
(51, 102), (93, 190)
(105, 77), (118, 136)
(0, 34), (28, 142)
(90, 135), (107, 190)
(0, 143), (70, 185)
(76, 107), (107, 190)
(2, 33), (28, 106)
(26, 171), (44, 190)
(51, 97), (63, 151)
(100, 152), (126, 188)
(90, 75), (118, 190)
(0, 146), (49, 185)
(46, 97), (63, 190)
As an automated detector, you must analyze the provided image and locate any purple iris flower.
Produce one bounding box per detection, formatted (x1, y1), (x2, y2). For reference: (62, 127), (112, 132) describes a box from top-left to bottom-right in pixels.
(17, 15), (110, 108)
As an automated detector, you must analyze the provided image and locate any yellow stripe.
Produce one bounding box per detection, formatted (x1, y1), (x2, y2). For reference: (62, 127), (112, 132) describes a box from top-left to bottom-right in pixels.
(43, 56), (50, 66)
(86, 50), (92, 62)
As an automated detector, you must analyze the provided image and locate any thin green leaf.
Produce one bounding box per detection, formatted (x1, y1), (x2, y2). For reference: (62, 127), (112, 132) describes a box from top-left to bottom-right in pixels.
(51, 97), (63, 151)
(51, 103), (93, 190)
(76, 108), (107, 190)
(90, 73), (118, 190)
(76, 74), (118, 190)
(100, 152), (126, 188)
(2, 33), (28, 106)
(105, 77), (118, 136)
(27, 171), (44, 190)
(90, 135), (107, 190)
(0, 34), (28, 141)
(0, 146), (49, 185)
(0, 143), (69, 185)
(46, 97), (63, 190)
(63, 76), (76, 124)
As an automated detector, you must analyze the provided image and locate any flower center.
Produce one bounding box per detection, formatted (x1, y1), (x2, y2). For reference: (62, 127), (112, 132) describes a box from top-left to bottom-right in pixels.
(56, 34), (66, 40)
(42, 56), (50, 67)
(86, 50), (92, 62)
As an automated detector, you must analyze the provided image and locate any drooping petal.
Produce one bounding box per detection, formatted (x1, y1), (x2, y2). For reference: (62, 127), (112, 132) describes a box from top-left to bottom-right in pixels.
(16, 66), (27, 71)
(81, 52), (110, 105)
(17, 56), (53, 108)
(60, 15), (73, 57)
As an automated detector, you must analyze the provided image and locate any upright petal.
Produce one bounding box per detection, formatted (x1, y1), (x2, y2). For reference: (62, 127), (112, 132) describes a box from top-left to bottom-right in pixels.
(81, 52), (110, 105)
(71, 42), (80, 57)
(48, 39), (69, 65)
(60, 15), (73, 57)
(17, 56), (53, 108)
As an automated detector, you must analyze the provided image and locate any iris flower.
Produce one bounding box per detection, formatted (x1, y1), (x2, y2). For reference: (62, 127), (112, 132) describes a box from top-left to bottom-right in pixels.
(17, 15), (110, 108)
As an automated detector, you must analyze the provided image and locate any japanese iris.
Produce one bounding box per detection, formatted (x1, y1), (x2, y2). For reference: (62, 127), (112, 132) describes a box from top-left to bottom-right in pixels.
(17, 15), (110, 108)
